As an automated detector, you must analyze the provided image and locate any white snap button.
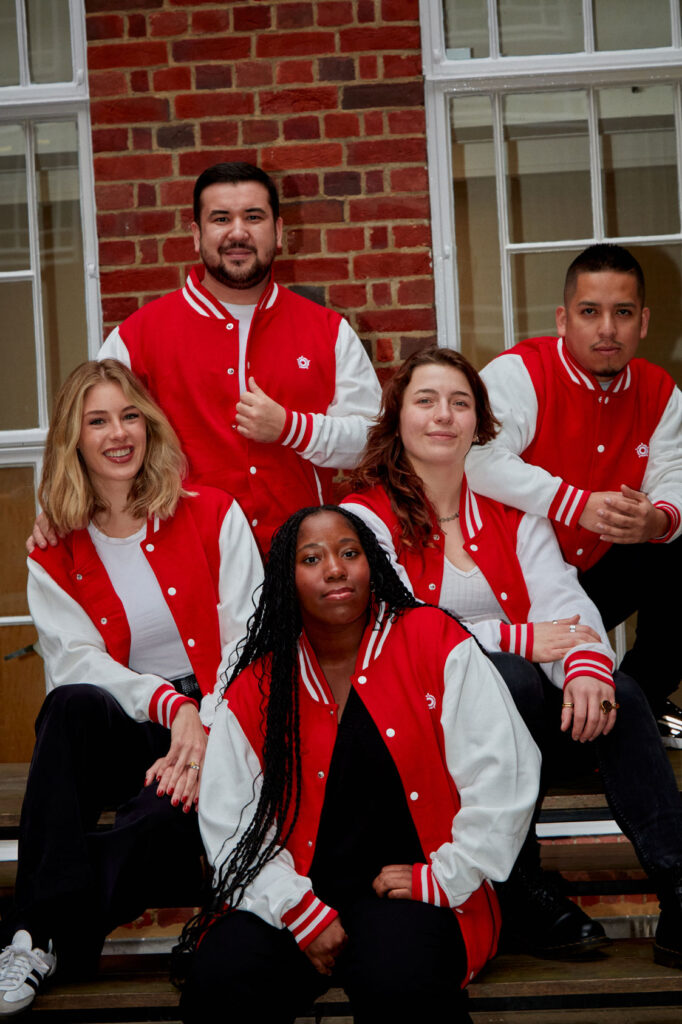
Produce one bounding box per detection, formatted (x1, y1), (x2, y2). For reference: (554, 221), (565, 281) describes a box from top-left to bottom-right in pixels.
(249, 466), (257, 474)
(167, 587), (176, 596)
(227, 367), (235, 375)
(187, 638), (195, 648)
(410, 791), (418, 801)
(428, 583), (436, 591)
(433, 533), (440, 541)
(500, 591), (508, 601)
(470, 543), (478, 552)
(597, 444), (605, 453)
(576, 548), (583, 556)
(76, 573), (83, 580)
(145, 543), (154, 552)
(317, 771), (325, 779)
(251, 519), (258, 527)
(357, 675), (367, 684)
(226, 323), (234, 330)
(386, 728), (395, 737)
(100, 617), (107, 625)
(604, 397), (609, 404)
(307, 839), (313, 847)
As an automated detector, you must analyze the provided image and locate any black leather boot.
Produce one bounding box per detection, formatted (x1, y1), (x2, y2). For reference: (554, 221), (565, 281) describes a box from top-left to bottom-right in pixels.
(498, 863), (610, 959)
(654, 872), (682, 969)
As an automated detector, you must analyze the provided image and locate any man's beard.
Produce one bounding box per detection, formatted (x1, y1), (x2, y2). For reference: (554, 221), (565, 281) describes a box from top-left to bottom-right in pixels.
(201, 243), (274, 291)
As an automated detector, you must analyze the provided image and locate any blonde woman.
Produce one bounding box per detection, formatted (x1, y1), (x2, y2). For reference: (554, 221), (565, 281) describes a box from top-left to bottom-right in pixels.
(0, 360), (262, 1015)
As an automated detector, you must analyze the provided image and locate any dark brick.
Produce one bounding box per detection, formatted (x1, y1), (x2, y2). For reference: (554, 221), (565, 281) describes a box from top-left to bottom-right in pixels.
(318, 57), (355, 82)
(157, 124), (195, 149)
(286, 284), (326, 306)
(342, 81), (424, 110)
(196, 65), (233, 90)
(324, 171), (361, 196)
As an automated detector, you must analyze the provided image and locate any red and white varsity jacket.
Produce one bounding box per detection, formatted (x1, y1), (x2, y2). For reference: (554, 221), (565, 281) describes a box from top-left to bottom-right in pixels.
(99, 266), (381, 553)
(199, 604), (540, 984)
(466, 336), (682, 571)
(342, 480), (615, 690)
(27, 488), (263, 729)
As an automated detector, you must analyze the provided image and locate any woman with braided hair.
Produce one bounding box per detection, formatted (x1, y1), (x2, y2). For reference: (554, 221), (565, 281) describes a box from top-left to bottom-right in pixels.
(179, 505), (539, 1024)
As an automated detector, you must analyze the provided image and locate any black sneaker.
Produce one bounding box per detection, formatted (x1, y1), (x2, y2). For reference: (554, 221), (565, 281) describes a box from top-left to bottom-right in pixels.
(0, 931), (56, 1015)
(658, 699), (682, 749)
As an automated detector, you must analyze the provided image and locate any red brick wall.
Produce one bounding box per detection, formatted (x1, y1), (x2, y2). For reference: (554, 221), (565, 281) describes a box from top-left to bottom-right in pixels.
(86, 0), (435, 376)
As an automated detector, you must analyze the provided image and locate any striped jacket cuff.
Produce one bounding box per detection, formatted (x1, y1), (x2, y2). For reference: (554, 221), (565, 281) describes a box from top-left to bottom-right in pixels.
(563, 650), (615, 689)
(149, 684), (196, 728)
(651, 502), (679, 543)
(277, 408), (314, 453)
(282, 890), (338, 950)
(499, 622), (534, 660)
(412, 864), (452, 907)
(548, 483), (590, 528)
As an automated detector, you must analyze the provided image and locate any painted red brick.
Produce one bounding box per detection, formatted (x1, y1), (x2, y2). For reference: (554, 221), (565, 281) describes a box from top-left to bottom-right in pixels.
(281, 199), (345, 225)
(102, 297), (139, 324)
(286, 228), (322, 255)
(153, 66), (192, 92)
(94, 154), (173, 182)
(160, 181), (194, 208)
(99, 240), (135, 265)
(276, 60), (315, 85)
(91, 97), (168, 124)
(347, 137), (426, 165)
(138, 183), (157, 207)
(232, 6), (270, 32)
(95, 184), (135, 211)
(381, 0), (419, 20)
(393, 225), (431, 248)
(358, 0), (376, 23)
(256, 32), (336, 58)
(343, 82), (424, 110)
(86, 0), (161, 9)
(369, 226), (388, 248)
(179, 149), (258, 177)
(324, 170), (361, 196)
(275, 257), (350, 282)
(350, 195), (430, 221)
(356, 308), (436, 333)
(101, 266), (179, 295)
(172, 37), (250, 63)
(324, 112), (360, 138)
(400, 337), (437, 360)
(391, 166), (428, 192)
(318, 57), (355, 82)
(260, 143), (342, 171)
(127, 14), (146, 37)
(329, 283), (367, 307)
(281, 173), (320, 198)
(86, 15), (125, 41)
(157, 124), (196, 149)
(140, 239), (159, 264)
(284, 117), (321, 141)
(195, 65), (233, 90)
(359, 55), (377, 78)
(236, 62), (274, 88)
(132, 127), (151, 149)
(363, 111), (383, 135)
(354, 251), (431, 279)
(130, 70), (150, 93)
(376, 337), (394, 362)
(98, 210), (176, 237)
(327, 227), (365, 252)
(88, 70), (128, 97)
(340, 27), (420, 51)
(260, 87), (336, 115)
(277, 3), (314, 29)
(149, 11), (188, 36)
(365, 170), (384, 193)
(383, 54), (421, 77)
(389, 109), (426, 134)
(317, 2), (353, 27)
(92, 128), (129, 153)
(200, 122), (240, 147)
(163, 237), (197, 263)
(243, 120), (280, 144)
(88, 41), (168, 70)
(398, 279), (434, 305)
(174, 92), (254, 119)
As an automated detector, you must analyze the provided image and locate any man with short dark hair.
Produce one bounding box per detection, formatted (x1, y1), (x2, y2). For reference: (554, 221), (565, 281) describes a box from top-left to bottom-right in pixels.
(96, 162), (381, 554)
(467, 243), (681, 741)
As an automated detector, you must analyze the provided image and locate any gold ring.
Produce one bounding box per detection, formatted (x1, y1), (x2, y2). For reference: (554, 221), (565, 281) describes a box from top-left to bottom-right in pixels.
(187, 761), (201, 772)
(562, 702), (574, 708)
(600, 700), (620, 715)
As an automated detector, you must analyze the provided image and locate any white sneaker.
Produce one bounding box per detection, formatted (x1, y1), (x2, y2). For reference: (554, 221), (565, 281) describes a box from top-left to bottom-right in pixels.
(658, 699), (682, 749)
(0, 931), (56, 1015)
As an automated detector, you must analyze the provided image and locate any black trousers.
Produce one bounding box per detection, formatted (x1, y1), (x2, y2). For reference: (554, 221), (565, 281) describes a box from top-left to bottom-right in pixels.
(180, 899), (471, 1024)
(2, 684), (203, 975)
(579, 534), (682, 714)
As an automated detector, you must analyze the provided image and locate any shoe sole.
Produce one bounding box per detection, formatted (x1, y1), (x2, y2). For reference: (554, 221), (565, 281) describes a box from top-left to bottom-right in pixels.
(653, 943), (682, 970)
(529, 934), (612, 960)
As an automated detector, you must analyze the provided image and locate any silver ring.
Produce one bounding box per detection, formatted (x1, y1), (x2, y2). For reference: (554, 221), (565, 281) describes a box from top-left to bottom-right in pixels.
(569, 624), (576, 632)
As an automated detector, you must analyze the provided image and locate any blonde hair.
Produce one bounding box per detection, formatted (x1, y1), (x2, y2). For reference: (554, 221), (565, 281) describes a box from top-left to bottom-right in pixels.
(39, 359), (190, 532)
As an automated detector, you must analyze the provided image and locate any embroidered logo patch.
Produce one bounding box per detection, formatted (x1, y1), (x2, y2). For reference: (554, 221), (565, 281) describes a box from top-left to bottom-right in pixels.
(635, 442), (649, 458)
(426, 693), (436, 710)
(297, 355), (311, 370)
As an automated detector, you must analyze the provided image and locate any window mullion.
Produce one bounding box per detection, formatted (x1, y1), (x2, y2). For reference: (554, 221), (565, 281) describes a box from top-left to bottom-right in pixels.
(587, 88), (605, 240)
(424, 83), (459, 350)
(24, 121), (48, 431)
(491, 93), (514, 350)
(487, 0), (500, 60)
(672, 82), (682, 239)
(583, 0), (595, 53)
(15, 0), (30, 87)
(671, 0), (681, 48)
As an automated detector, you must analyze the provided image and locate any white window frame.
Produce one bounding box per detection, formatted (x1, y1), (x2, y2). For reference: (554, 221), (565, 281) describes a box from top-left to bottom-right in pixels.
(420, 0), (682, 352)
(0, 0), (99, 631)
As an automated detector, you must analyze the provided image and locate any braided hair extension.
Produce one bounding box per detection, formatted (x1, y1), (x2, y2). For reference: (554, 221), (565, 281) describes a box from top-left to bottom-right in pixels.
(173, 506), (418, 975)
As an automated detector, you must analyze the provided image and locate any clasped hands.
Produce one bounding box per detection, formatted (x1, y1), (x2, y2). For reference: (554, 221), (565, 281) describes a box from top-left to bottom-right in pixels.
(578, 485), (668, 544)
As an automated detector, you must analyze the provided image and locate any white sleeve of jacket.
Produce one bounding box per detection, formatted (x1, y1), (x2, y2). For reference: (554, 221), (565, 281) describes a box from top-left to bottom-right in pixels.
(27, 558), (173, 723)
(200, 501), (264, 730)
(98, 327), (132, 367)
(430, 638), (540, 903)
(642, 385), (682, 542)
(339, 501), (415, 595)
(466, 356), (570, 517)
(515, 513), (615, 689)
(288, 320), (381, 469)
(199, 699), (320, 929)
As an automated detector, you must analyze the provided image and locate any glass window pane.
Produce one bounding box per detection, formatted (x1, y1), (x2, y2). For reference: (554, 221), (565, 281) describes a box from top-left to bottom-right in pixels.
(34, 121), (88, 411)
(499, 0), (583, 57)
(0, 0), (20, 86)
(443, 0), (489, 60)
(450, 96), (504, 367)
(630, 245), (682, 383)
(0, 465), (35, 616)
(511, 249), (581, 343)
(599, 85), (679, 238)
(26, 0), (72, 84)
(504, 92), (592, 244)
(0, 624), (45, 761)
(0, 124), (29, 272)
(0, 279), (38, 429)
(594, 0), (670, 50)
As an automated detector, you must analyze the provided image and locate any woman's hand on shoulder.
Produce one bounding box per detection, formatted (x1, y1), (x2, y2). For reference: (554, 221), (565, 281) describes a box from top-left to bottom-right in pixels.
(304, 918), (348, 976)
(560, 676), (618, 743)
(372, 864), (413, 900)
(531, 615), (601, 663)
(26, 511), (59, 554)
(145, 702), (207, 811)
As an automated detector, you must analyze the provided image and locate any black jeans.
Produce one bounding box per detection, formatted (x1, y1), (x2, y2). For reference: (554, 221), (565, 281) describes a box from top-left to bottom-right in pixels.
(489, 653), (682, 883)
(180, 899), (471, 1024)
(2, 684), (203, 974)
(579, 534), (682, 715)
